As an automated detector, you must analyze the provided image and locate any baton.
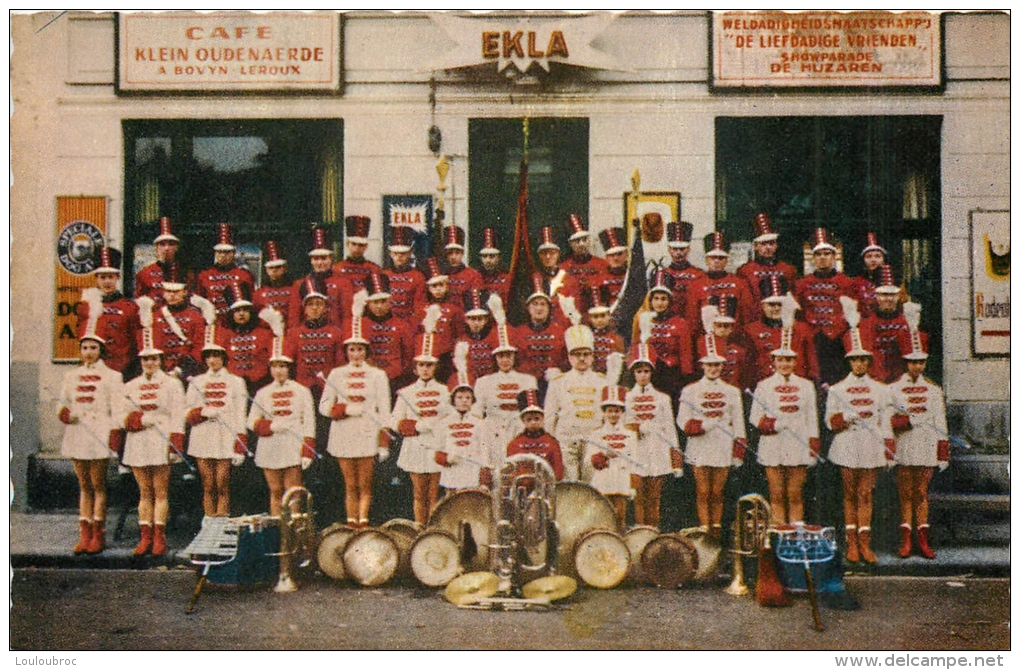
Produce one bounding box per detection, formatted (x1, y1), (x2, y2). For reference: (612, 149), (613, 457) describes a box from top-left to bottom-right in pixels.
(205, 414), (254, 458)
(891, 402), (970, 450)
(579, 436), (650, 473)
(46, 387), (119, 457)
(246, 391), (321, 460)
(823, 387), (895, 460)
(315, 371), (400, 441)
(742, 388), (826, 464)
(123, 392), (197, 473)
(678, 397), (750, 448)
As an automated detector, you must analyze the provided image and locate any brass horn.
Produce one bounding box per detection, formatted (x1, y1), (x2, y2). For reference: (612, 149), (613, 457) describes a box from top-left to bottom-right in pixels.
(725, 493), (772, 596)
(274, 486), (317, 593)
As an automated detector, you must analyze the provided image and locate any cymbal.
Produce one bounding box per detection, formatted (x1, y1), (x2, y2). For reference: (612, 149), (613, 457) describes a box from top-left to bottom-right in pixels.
(522, 575), (577, 602)
(444, 571), (500, 606)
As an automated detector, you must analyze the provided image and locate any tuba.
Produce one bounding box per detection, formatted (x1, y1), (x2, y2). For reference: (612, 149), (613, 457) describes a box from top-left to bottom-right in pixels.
(274, 486), (317, 593)
(490, 454), (558, 595)
(726, 493), (772, 596)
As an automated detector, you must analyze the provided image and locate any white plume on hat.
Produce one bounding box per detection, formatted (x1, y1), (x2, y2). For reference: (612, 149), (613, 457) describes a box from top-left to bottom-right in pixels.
(549, 269), (566, 300)
(606, 351), (624, 387)
(422, 303), (441, 334)
(260, 306), (285, 338)
(137, 296), (155, 330)
(780, 293), (800, 329)
(638, 310), (655, 344)
(79, 288), (104, 343)
(558, 293), (582, 326)
(487, 293), (505, 325)
(839, 296), (860, 330)
(903, 301), (922, 332)
(352, 288), (368, 319)
(453, 340), (469, 376)
(701, 304), (719, 334)
(191, 294), (216, 326)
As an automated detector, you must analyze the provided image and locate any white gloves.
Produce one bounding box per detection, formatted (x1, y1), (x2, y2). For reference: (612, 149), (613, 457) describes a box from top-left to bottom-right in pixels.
(231, 453), (246, 467)
(377, 448), (390, 463)
(301, 456), (313, 470)
(141, 413), (156, 428)
(201, 406), (220, 420)
(672, 467), (685, 479)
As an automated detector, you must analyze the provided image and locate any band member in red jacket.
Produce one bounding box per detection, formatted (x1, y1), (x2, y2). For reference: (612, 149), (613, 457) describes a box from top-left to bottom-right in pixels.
(593, 227), (629, 307)
(452, 289), (500, 382)
(76, 246), (140, 376)
(361, 272), (417, 394)
(252, 240), (296, 330)
(417, 258), (465, 382)
(736, 213), (799, 305)
(861, 264), (914, 384)
(217, 282), (275, 397)
(744, 276), (819, 384)
(695, 299), (752, 393)
(442, 225), (484, 304)
(511, 274), (568, 388)
(587, 284), (625, 375)
(852, 232), (890, 317)
(505, 389), (565, 481)
(660, 221), (706, 320)
(383, 225), (426, 322)
(534, 226), (581, 325)
(560, 213), (608, 312)
(687, 232), (758, 340)
(478, 227), (511, 305)
(285, 276), (346, 402)
(633, 270), (695, 400)
(133, 216), (197, 303)
(143, 269), (206, 380)
(289, 226), (352, 331)
(195, 223), (256, 319)
(333, 215), (382, 289)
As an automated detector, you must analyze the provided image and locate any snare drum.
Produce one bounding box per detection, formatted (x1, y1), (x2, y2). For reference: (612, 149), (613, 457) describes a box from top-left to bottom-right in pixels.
(771, 524), (837, 593)
(624, 526), (660, 584)
(343, 528), (400, 587)
(640, 533), (699, 589)
(317, 524), (356, 581)
(574, 529), (630, 589)
(410, 529), (462, 587)
(553, 482), (618, 578)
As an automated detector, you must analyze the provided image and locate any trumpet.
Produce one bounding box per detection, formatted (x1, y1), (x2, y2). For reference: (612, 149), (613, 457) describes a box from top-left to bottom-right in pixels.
(274, 486), (317, 593)
(726, 493), (771, 596)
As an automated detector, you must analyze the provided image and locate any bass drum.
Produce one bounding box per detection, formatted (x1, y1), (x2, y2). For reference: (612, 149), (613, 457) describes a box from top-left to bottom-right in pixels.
(343, 528), (400, 587)
(316, 523), (356, 582)
(427, 488), (491, 573)
(623, 525), (660, 584)
(381, 518), (421, 581)
(677, 526), (724, 584)
(640, 533), (699, 589)
(553, 482), (619, 578)
(573, 529), (630, 590)
(409, 529), (462, 587)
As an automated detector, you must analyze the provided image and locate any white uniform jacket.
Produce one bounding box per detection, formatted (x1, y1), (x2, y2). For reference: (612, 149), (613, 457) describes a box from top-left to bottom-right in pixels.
(58, 360), (123, 461)
(889, 374), (948, 467)
(250, 378), (316, 469)
(676, 377), (746, 468)
(474, 369), (536, 467)
(392, 378), (449, 474)
(748, 373), (819, 467)
(544, 368), (606, 481)
(584, 421), (638, 496)
(185, 367), (248, 460)
(122, 369), (186, 467)
(319, 362), (392, 459)
(437, 408), (486, 490)
(825, 373), (894, 469)
(625, 383), (679, 477)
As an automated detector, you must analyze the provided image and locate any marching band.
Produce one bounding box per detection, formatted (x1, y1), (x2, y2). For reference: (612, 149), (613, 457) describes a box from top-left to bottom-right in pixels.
(58, 210), (950, 573)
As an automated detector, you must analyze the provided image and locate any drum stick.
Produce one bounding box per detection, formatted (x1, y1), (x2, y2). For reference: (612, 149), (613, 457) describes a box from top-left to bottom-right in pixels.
(186, 567), (210, 615)
(123, 393), (197, 472)
(742, 388), (826, 464)
(802, 546), (825, 632)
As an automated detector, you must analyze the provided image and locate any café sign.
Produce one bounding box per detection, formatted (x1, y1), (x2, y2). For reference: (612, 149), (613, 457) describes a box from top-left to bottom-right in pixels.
(117, 11), (340, 92)
(712, 11), (941, 88)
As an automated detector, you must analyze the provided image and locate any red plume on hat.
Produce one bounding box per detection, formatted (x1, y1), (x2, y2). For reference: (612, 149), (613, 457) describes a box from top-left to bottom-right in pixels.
(389, 225), (414, 252)
(537, 226), (559, 252)
(517, 388), (543, 415)
(300, 276), (329, 302)
(224, 281), (254, 310)
(92, 245), (122, 275)
(862, 231), (886, 256)
(443, 225), (466, 250)
(364, 272), (391, 300)
(811, 228), (837, 253)
(587, 283), (612, 314)
(480, 228), (500, 254)
(759, 274), (789, 303)
(422, 257), (448, 284)
(704, 231), (730, 257)
(875, 264), (900, 295)
(309, 226), (333, 256)
(599, 227), (627, 255)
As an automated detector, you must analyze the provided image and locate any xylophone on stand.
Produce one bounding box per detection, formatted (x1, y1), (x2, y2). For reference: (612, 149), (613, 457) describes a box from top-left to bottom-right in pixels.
(183, 515), (280, 613)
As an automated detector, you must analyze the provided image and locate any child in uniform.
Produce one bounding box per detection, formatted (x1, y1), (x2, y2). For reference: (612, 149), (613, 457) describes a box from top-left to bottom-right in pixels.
(434, 342), (490, 492)
(586, 354), (639, 530)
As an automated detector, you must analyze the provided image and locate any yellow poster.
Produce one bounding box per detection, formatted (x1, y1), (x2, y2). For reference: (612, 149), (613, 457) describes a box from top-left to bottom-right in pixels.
(54, 196), (108, 362)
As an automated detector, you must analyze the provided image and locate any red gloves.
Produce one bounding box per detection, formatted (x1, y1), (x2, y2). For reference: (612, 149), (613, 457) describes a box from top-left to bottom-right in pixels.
(330, 403), (347, 421)
(186, 407), (206, 426)
(670, 449), (683, 469)
(683, 419), (704, 436)
(937, 440), (950, 462)
(58, 407), (74, 425)
(829, 413), (849, 432)
(480, 468), (493, 488)
(109, 429), (125, 455)
(732, 439), (747, 461)
(234, 434), (248, 456)
(254, 418), (273, 437)
(170, 432), (185, 457)
(125, 411), (145, 433)
(891, 413), (912, 433)
(592, 452), (610, 470)
(398, 419), (418, 437)
(884, 438), (897, 460)
(434, 451), (450, 467)
(809, 438), (821, 460)
(378, 430), (392, 448)
(301, 437), (317, 461)
(757, 416), (778, 435)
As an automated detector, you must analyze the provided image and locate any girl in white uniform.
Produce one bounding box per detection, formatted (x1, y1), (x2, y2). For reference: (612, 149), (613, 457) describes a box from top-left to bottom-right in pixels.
(319, 293), (392, 527)
(57, 304), (124, 555)
(587, 381), (638, 530)
(122, 307), (186, 557)
(434, 343), (488, 492)
(250, 311), (317, 517)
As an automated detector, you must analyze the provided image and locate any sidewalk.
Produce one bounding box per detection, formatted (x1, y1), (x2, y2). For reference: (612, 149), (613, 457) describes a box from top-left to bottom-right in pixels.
(9, 511), (1010, 577)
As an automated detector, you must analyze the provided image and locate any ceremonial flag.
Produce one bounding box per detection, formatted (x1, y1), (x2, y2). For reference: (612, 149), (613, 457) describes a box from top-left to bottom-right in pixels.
(506, 158), (537, 326)
(611, 217), (648, 343)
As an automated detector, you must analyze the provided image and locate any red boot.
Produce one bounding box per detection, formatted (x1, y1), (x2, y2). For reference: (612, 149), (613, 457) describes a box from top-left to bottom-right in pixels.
(844, 525), (860, 563)
(898, 523), (912, 558)
(857, 527), (878, 564)
(133, 523), (153, 556)
(86, 519), (106, 554)
(151, 523), (167, 557)
(73, 518), (92, 555)
(916, 524), (937, 559)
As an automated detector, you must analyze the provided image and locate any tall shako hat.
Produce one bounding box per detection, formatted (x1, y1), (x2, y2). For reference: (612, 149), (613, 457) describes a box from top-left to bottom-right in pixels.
(840, 296), (871, 358)
(699, 305), (727, 364)
(874, 264), (900, 295)
(300, 276), (329, 303)
(463, 289), (490, 318)
(414, 304), (442, 363)
(759, 274), (790, 303)
(862, 231), (886, 256)
(587, 283), (612, 315)
(154, 216), (179, 244)
(601, 352), (627, 407)
(78, 288), (106, 345)
(751, 212), (778, 243)
(135, 296), (163, 357)
(560, 294), (593, 353)
(771, 293), (800, 357)
(443, 225), (466, 251)
(364, 272), (391, 300)
(213, 223), (236, 252)
(707, 294), (737, 323)
(704, 231), (730, 258)
(811, 227), (837, 253)
(344, 290), (370, 347)
(480, 228), (500, 254)
(566, 213), (589, 241)
(526, 273), (552, 304)
(488, 293), (516, 355)
(388, 226), (414, 253)
(308, 226), (333, 257)
(92, 245), (122, 275)
(599, 227), (627, 255)
(421, 257), (449, 285)
(628, 311), (657, 369)
(193, 294), (224, 354)
(224, 280), (253, 311)
(517, 388), (543, 415)
(264, 240), (287, 268)
(345, 216), (371, 245)
(160, 262), (187, 292)
(448, 340), (475, 394)
(666, 221), (694, 248)
(649, 268), (673, 296)
(260, 307), (291, 363)
(537, 226), (559, 252)
(902, 302), (929, 360)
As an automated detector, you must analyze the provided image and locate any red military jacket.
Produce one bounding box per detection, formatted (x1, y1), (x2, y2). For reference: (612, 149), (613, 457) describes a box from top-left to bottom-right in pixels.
(511, 319), (568, 380)
(480, 269), (511, 305)
(591, 326), (625, 375)
(284, 318), (346, 397)
(77, 292), (140, 373)
(744, 318), (819, 384)
(288, 271), (352, 331)
(593, 267), (628, 307)
(639, 312), (695, 376)
(454, 324), (500, 380)
(852, 268), (883, 318)
(446, 264), (485, 305)
(696, 334), (752, 391)
(561, 254), (608, 311)
(505, 429), (565, 481)
(253, 279), (297, 330)
(861, 310), (914, 384)
(384, 264), (427, 322)
(737, 259), (799, 304)
(362, 311), (416, 383)
(332, 257), (382, 291)
(794, 269), (857, 341)
(216, 320), (274, 387)
(196, 263), (256, 317)
(661, 261), (706, 320)
(415, 298), (465, 360)
(149, 301), (205, 378)
(133, 261), (197, 303)
(686, 271), (759, 335)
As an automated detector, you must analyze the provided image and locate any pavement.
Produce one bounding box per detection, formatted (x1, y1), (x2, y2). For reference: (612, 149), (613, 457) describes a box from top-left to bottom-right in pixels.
(9, 510), (1011, 578)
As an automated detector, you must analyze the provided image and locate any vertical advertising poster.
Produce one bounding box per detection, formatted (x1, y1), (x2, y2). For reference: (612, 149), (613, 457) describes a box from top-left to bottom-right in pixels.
(53, 196), (108, 362)
(971, 210), (1010, 356)
(382, 195), (434, 267)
